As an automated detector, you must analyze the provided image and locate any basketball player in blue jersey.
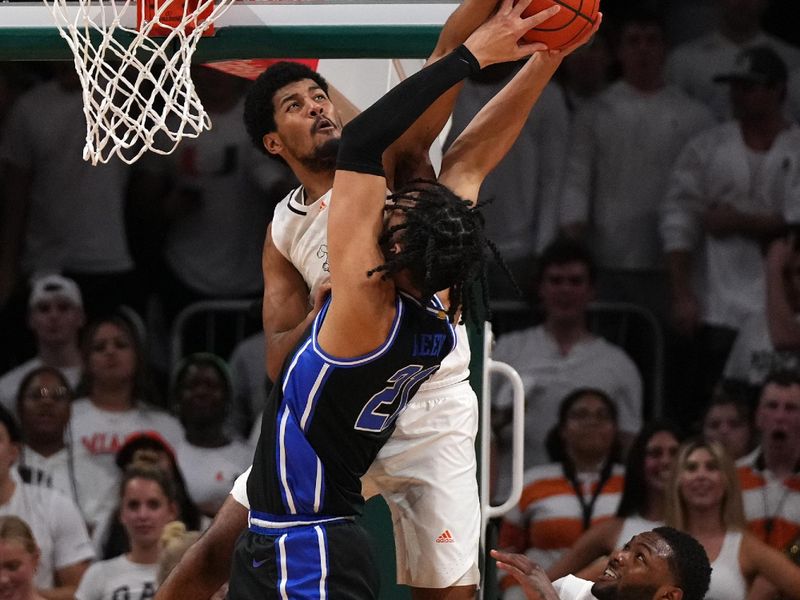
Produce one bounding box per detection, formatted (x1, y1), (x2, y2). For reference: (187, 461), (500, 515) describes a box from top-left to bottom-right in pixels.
(222, 3), (571, 598)
(156, 2), (601, 599)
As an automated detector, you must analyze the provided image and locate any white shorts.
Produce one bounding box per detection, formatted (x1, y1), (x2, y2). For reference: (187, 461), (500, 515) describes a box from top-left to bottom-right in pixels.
(362, 379), (481, 589)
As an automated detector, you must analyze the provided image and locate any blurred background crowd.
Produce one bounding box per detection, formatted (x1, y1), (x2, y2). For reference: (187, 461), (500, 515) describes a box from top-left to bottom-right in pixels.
(2, 0), (800, 599)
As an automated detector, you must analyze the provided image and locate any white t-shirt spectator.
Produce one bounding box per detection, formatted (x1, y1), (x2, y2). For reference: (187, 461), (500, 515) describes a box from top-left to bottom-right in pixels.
(75, 555), (158, 600)
(0, 476), (95, 588)
(177, 440), (251, 516)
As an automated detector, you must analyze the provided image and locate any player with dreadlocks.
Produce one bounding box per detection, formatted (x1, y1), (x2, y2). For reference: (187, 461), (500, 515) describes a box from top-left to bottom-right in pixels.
(226, 2), (571, 598)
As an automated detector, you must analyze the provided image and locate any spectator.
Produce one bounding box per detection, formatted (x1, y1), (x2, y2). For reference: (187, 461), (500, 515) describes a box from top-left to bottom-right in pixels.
(99, 431), (202, 560)
(547, 421), (682, 581)
(660, 46), (800, 426)
(497, 388), (624, 597)
(666, 0), (800, 121)
(0, 275), (84, 414)
(491, 237), (642, 479)
(665, 439), (800, 599)
(0, 515), (47, 600)
(75, 461), (178, 600)
(557, 28), (612, 115)
(227, 331), (269, 441)
(725, 237), (800, 388)
(444, 60), (569, 300)
(15, 366), (114, 537)
(560, 10), (714, 320)
(702, 392), (757, 462)
(172, 354), (250, 517)
(0, 405), (94, 599)
(0, 63), (138, 320)
(69, 314), (182, 535)
(737, 371), (800, 551)
(130, 66), (295, 325)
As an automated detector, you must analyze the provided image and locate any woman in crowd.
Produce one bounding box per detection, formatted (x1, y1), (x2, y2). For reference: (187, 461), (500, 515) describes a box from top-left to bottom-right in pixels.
(498, 388), (623, 599)
(100, 431), (201, 559)
(69, 314), (182, 525)
(665, 439), (800, 599)
(172, 353), (251, 517)
(15, 366), (113, 537)
(0, 515), (46, 600)
(75, 459), (178, 600)
(546, 421), (682, 580)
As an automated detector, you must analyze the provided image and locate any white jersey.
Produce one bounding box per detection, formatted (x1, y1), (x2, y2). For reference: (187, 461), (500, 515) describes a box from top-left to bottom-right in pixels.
(176, 439), (251, 515)
(75, 555), (158, 600)
(271, 186), (471, 390)
(0, 477), (95, 588)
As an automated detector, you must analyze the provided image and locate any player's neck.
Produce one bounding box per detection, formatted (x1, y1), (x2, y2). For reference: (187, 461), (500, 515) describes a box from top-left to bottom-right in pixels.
(719, 22), (761, 46)
(24, 435), (65, 459)
(292, 163), (334, 205)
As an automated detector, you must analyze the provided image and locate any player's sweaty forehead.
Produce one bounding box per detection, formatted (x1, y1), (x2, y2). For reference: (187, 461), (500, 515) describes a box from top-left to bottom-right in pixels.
(627, 531), (673, 559)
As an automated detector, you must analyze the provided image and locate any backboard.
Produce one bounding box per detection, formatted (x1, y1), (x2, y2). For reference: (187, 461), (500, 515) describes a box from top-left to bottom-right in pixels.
(0, 0), (459, 61)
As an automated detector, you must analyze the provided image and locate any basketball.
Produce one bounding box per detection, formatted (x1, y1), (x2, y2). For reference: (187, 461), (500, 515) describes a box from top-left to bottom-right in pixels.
(521, 0), (601, 50)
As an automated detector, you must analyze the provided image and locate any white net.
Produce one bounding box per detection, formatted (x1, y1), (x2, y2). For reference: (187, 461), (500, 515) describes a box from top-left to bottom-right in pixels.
(42, 0), (235, 165)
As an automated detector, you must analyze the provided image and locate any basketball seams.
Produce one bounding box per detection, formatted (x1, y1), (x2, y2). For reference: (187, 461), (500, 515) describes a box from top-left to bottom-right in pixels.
(543, 0), (597, 25)
(522, 0), (599, 49)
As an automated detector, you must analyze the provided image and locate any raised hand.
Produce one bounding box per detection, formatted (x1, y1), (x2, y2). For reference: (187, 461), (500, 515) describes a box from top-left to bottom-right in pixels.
(463, 0), (559, 67)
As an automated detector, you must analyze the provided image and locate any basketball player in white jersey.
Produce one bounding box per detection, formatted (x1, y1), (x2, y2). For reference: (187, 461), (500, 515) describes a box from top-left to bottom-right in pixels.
(155, 1), (600, 597)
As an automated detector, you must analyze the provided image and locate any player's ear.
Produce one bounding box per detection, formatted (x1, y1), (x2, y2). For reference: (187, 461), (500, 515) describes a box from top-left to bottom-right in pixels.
(656, 585), (682, 600)
(262, 132), (283, 156)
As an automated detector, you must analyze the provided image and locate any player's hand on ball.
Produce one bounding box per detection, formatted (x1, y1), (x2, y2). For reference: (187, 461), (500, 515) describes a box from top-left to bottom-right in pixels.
(464, 0), (558, 67)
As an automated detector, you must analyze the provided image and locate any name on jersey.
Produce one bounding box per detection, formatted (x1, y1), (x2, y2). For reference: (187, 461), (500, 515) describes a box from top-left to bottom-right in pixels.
(413, 333), (447, 357)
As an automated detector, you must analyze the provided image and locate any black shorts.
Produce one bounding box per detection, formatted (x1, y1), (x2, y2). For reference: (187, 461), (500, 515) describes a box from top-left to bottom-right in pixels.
(228, 518), (380, 599)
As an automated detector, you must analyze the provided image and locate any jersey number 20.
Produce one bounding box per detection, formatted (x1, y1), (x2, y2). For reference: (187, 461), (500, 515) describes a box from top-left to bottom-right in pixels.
(354, 364), (439, 432)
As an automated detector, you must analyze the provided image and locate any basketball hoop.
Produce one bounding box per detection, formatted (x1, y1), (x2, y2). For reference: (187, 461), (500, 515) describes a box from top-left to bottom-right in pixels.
(42, 0), (235, 165)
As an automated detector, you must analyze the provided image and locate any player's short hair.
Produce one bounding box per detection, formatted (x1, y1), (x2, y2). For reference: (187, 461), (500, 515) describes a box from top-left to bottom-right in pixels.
(243, 61), (330, 155)
(761, 369), (800, 392)
(536, 236), (597, 285)
(368, 179), (496, 324)
(652, 526), (712, 600)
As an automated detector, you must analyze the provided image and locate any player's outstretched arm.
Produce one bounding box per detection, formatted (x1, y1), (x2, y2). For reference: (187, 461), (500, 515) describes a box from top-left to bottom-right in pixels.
(321, 0), (555, 356)
(439, 13), (602, 204)
(386, 0), (500, 186)
(490, 550), (561, 600)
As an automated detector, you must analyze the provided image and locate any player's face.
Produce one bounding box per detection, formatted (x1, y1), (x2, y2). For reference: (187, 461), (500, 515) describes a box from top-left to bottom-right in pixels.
(538, 261), (594, 324)
(678, 447), (726, 512)
(643, 431), (679, 494)
(28, 296), (84, 347)
(560, 393), (617, 459)
(120, 478), (177, 548)
(18, 371), (71, 441)
(592, 532), (679, 600)
(756, 383), (800, 450)
(703, 403), (752, 460)
(87, 322), (137, 387)
(266, 78), (342, 171)
(178, 364), (228, 425)
(0, 539), (39, 600)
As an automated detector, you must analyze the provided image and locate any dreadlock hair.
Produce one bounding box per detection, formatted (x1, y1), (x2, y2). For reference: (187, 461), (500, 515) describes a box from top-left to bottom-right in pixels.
(367, 179), (500, 324)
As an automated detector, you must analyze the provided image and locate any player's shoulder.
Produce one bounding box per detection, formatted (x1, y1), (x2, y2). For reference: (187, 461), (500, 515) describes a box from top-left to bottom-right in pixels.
(272, 185), (306, 222)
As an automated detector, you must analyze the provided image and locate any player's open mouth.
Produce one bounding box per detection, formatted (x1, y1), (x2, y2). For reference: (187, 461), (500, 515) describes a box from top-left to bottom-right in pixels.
(603, 567), (619, 580)
(314, 118), (335, 133)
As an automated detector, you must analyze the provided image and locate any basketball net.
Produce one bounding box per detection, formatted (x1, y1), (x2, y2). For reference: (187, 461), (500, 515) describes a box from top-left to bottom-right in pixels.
(42, 0), (235, 165)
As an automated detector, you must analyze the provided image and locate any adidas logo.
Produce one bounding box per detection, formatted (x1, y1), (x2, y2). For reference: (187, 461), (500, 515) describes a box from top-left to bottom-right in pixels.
(435, 530), (454, 544)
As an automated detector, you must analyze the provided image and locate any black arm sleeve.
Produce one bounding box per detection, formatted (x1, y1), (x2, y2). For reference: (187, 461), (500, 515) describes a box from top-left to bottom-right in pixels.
(336, 44), (481, 177)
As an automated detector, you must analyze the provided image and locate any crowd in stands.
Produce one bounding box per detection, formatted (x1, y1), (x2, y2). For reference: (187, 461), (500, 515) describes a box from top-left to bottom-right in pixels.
(2, 0), (800, 598)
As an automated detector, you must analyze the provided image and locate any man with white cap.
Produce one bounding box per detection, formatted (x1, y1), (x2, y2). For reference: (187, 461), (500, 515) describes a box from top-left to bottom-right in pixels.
(0, 274), (84, 413)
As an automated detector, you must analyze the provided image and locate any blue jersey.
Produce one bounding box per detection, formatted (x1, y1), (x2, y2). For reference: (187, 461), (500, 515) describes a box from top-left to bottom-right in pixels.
(247, 292), (456, 521)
